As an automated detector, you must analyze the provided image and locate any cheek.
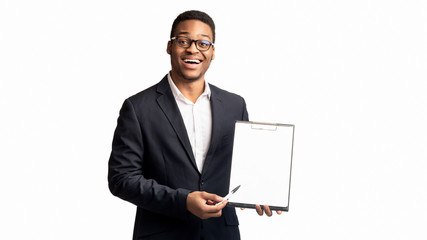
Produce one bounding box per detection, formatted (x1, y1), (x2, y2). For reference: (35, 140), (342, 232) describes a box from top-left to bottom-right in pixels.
(204, 52), (214, 63)
(202, 60), (212, 70)
(207, 54), (214, 64)
(170, 52), (180, 65)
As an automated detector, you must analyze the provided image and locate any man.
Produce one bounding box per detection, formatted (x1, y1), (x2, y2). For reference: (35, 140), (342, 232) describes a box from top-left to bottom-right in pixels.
(108, 10), (278, 240)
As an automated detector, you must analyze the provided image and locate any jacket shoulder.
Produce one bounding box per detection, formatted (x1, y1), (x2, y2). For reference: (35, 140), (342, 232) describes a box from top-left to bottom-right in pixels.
(126, 76), (169, 104)
(209, 83), (245, 102)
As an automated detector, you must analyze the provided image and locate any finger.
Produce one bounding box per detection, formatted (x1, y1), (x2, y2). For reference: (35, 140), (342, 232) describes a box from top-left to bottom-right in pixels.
(255, 204), (263, 216)
(205, 203), (226, 218)
(264, 205), (272, 217)
(201, 192), (223, 203)
(214, 200), (228, 209)
(203, 200), (227, 214)
(276, 210), (282, 215)
(240, 208), (245, 210)
(198, 207), (222, 219)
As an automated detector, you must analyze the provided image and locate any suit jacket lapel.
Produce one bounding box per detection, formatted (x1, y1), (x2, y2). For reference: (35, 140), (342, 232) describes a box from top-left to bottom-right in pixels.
(201, 85), (223, 176)
(156, 76), (199, 173)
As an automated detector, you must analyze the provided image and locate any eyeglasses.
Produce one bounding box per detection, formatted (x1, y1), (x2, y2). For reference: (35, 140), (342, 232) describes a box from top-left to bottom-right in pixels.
(170, 36), (214, 51)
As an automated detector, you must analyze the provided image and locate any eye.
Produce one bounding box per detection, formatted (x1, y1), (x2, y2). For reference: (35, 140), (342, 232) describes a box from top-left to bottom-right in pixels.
(178, 38), (189, 45)
(198, 40), (210, 48)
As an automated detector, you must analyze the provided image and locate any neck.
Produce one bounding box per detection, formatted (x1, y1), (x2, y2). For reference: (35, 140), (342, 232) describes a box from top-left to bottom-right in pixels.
(170, 71), (206, 103)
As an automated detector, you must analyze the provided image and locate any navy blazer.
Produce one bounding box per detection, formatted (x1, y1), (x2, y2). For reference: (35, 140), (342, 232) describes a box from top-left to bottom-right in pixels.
(108, 75), (249, 240)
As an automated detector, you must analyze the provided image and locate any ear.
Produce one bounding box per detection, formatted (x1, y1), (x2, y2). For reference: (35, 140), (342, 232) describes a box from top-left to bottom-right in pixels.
(211, 45), (215, 60)
(167, 41), (172, 55)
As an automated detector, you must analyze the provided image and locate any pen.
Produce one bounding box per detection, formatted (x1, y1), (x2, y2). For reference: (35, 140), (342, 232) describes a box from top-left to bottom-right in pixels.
(215, 185), (241, 206)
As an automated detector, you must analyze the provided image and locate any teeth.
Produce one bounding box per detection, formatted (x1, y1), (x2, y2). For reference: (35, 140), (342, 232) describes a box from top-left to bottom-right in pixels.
(184, 59), (201, 64)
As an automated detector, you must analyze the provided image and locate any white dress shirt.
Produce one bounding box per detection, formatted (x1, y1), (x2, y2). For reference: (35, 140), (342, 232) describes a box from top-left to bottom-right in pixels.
(167, 72), (212, 173)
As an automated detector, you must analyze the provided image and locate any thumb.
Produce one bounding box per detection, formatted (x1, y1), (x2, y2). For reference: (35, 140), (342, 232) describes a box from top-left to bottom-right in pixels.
(201, 192), (223, 202)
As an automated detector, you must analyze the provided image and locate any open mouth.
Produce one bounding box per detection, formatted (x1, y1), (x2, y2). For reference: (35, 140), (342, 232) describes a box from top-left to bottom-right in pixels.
(183, 59), (201, 64)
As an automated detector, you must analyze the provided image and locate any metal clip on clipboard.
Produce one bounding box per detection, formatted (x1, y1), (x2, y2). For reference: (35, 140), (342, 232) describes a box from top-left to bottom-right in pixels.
(251, 122), (278, 131)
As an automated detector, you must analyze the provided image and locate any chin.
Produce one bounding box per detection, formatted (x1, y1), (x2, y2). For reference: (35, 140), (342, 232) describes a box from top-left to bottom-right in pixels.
(184, 77), (202, 82)
(182, 73), (204, 82)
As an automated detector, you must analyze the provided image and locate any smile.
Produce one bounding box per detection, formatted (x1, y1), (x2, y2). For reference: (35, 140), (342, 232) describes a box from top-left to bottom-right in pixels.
(183, 59), (201, 64)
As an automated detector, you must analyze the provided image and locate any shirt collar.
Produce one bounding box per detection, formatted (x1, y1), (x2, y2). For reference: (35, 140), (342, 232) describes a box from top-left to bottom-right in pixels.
(167, 72), (211, 102)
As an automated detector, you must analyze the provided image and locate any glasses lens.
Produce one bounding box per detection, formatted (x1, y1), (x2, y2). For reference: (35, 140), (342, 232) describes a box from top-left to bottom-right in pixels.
(197, 40), (211, 51)
(176, 37), (190, 48)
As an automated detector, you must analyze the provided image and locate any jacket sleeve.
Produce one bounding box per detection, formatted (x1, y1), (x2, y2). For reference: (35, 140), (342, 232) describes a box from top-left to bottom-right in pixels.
(242, 97), (249, 121)
(108, 99), (191, 219)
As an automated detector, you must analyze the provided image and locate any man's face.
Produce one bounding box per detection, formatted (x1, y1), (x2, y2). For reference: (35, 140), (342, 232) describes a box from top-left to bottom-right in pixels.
(167, 20), (215, 83)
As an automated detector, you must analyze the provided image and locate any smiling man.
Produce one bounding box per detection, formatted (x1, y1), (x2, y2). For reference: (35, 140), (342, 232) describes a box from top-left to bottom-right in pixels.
(168, 19), (214, 82)
(108, 10), (274, 240)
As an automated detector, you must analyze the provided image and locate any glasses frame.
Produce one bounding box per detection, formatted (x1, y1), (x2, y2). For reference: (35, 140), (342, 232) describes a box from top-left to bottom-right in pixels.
(170, 36), (214, 51)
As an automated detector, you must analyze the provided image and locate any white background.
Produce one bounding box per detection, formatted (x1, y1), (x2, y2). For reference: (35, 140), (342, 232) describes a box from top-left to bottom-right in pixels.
(1, 1), (426, 239)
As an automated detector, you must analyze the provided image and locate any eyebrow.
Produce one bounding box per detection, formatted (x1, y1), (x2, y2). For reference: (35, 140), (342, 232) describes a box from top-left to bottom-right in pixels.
(176, 32), (212, 40)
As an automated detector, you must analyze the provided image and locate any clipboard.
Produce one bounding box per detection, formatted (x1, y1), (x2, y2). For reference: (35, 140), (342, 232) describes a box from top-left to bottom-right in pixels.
(228, 121), (295, 211)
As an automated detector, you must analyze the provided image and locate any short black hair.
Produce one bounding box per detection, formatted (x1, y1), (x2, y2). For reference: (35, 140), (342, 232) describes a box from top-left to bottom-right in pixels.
(170, 10), (216, 43)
